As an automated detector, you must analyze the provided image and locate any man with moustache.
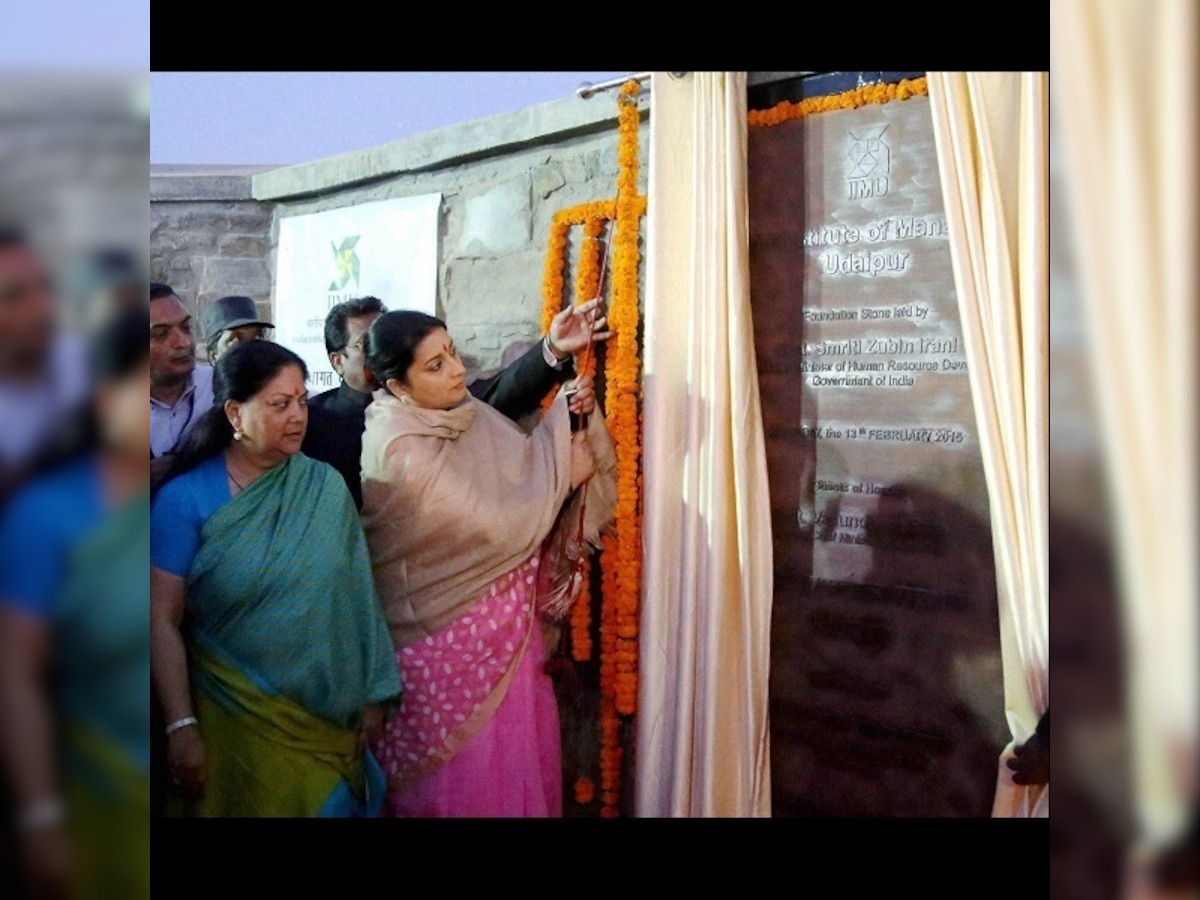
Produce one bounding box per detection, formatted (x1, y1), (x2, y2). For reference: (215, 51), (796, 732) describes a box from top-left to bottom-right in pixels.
(149, 283), (213, 487)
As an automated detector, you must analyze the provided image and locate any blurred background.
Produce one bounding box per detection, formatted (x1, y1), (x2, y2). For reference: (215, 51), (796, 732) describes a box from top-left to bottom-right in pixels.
(1051, 1), (1198, 897)
(0, 16), (149, 895)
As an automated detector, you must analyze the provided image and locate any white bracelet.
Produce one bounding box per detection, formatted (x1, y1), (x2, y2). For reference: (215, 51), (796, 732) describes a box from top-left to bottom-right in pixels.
(16, 799), (65, 832)
(544, 335), (570, 365)
(165, 715), (198, 736)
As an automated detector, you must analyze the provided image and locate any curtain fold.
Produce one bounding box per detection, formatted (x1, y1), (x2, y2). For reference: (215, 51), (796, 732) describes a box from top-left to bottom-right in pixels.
(635, 71), (773, 817)
(1050, 0), (1198, 854)
(927, 72), (1050, 819)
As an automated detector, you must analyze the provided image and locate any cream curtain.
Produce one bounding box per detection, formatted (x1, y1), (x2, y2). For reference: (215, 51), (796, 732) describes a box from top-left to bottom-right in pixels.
(926, 73), (1050, 819)
(635, 71), (774, 817)
(1051, 0), (1198, 855)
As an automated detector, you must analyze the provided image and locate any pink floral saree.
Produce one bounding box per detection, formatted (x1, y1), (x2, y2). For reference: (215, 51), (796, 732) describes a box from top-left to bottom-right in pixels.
(370, 552), (562, 817)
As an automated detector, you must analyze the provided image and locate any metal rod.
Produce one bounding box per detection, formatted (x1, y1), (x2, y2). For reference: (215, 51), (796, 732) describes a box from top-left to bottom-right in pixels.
(576, 72), (653, 100)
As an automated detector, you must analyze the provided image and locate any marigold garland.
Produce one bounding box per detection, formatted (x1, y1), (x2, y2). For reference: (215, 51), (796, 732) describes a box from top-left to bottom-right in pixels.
(608, 81), (643, 729)
(597, 79), (645, 818)
(539, 210), (611, 663)
(536, 78), (645, 818)
(539, 207), (612, 416)
(747, 76), (928, 127)
(574, 777), (595, 805)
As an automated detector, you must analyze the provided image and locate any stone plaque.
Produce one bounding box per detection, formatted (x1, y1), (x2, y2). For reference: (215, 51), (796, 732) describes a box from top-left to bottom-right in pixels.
(750, 93), (1008, 816)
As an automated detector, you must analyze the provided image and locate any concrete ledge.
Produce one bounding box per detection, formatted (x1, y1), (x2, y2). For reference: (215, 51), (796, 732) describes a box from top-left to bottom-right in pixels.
(0, 76), (147, 117)
(151, 165), (277, 202)
(251, 92), (651, 202)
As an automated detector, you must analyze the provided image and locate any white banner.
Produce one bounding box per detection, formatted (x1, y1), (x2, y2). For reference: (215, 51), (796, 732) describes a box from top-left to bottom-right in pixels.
(273, 193), (441, 393)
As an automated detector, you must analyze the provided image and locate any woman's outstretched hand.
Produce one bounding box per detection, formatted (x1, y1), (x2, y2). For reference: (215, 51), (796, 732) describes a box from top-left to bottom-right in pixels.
(570, 432), (596, 489)
(566, 375), (596, 417)
(549, 298), (613, 356)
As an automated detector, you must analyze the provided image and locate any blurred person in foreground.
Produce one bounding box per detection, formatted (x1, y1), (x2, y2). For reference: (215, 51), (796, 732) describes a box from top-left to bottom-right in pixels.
(149, 283), (212, 489)
(150, 340), (400, 817)
(304, 295), (611, 509)
(0, 306), (150, 900)
(64, 251), (145, 335)
(200, 295), (272, 366)
(0, 231), (90, 501)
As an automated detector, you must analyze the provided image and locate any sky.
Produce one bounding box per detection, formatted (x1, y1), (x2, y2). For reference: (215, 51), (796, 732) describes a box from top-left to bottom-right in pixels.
(1, 9), (619, 171)
(0, 0), (147, 70)
(150, 72), (633, 167)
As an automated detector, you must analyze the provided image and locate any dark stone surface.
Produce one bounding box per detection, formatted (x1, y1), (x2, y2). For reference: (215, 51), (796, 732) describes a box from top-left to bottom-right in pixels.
(749, 93), (1008, 817)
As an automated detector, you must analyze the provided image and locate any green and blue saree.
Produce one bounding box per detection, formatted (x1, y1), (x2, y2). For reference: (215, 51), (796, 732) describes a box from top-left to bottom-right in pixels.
(0, 458), (151, 899)
(156, 452), (401, 817)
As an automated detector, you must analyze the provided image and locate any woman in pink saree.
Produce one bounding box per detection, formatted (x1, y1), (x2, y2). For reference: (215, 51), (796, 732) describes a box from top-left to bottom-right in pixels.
(359, 311), (615, 817)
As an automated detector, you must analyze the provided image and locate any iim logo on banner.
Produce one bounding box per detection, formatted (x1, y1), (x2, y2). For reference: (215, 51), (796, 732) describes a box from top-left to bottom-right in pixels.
(846, 125), (890, 200)
(329, 236), (361, 291)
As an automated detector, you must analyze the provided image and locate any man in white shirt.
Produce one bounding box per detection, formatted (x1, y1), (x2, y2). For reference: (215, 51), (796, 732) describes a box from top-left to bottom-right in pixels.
(149, 283), (213, 484)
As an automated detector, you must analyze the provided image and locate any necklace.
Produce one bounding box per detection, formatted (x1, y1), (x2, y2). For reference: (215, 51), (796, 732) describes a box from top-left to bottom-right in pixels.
(226, 463), (249, 494)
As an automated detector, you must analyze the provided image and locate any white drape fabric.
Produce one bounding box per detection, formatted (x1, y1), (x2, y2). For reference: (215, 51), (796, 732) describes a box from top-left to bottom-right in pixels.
(635, 72), (774, 817)
(927, 72), (1051, 819)
(1050, 0), (1198, 853)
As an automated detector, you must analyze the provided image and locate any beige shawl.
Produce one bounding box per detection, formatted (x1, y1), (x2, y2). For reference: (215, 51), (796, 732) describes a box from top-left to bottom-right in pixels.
(360, 387), (617, 648)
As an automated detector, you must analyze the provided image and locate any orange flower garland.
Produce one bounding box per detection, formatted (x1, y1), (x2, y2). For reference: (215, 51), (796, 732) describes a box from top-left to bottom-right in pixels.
(607, 81), (643, 721)
(574, 777), (596, 805)
(535, 78), (646, 818)
(539, 201), (616, 415)
(539, 217), (571, 347)
(596, 79), (644, 817)
(536, 202), (620, 663)
(747, 76), (928, 127)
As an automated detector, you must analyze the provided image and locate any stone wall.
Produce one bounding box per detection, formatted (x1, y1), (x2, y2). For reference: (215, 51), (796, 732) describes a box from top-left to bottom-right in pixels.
(149, 167), (275, 343)
(249, 93), (651, 375)
(149, 74), (808, 371)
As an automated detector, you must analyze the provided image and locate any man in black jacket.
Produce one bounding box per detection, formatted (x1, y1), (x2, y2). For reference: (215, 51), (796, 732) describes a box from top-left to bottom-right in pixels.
(303, 296), (610, 508)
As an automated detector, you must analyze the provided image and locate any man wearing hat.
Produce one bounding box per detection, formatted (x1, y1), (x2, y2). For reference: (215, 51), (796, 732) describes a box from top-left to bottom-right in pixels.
(201, 295), (273, 365)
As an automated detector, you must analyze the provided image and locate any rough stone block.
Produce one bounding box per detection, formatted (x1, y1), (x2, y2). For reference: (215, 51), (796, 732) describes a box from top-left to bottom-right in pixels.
(531, 165), (566, 199)
(198, 256), (271, 305)
(455, 176), (531, 259)
(443, 251), (543, 327)
(558, 158), (591, 183)
(174, 202), (272, 234)
(216, 234), (269, 257)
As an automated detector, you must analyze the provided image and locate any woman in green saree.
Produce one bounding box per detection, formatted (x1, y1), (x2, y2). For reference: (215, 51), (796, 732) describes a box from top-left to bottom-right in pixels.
(150, 340), (400, 817)
(0, 306), (151, 899)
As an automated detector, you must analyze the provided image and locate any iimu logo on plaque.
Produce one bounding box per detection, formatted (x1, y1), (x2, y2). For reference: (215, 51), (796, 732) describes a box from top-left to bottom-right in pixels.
(329, 236), (361, 293)
(846, 125), (890, 199)
(273, 193), (441, 394)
